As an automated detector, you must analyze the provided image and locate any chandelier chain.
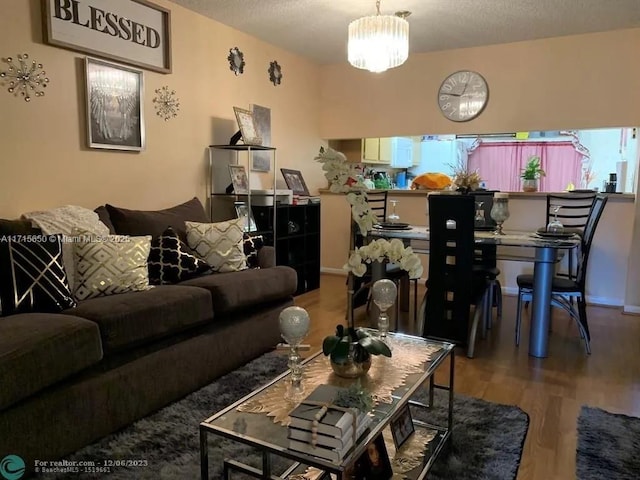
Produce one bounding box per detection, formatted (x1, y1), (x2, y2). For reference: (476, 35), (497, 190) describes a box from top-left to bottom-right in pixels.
(376, 0), (381, 15)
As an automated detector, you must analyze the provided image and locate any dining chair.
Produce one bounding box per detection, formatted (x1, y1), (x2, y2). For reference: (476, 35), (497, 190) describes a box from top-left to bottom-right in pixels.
(515, 193), (608, 354)
(469, 191), (502, 329)
(545, 192), (596, 281)
(421, 194), (491, 357)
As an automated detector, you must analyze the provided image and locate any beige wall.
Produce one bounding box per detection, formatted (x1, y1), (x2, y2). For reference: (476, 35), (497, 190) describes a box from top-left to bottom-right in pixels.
(0, 0), (324, 218)
(319, 28), (640, 139)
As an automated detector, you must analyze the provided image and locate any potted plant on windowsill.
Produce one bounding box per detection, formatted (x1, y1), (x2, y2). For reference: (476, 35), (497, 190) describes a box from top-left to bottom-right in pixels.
(521, 155), (546, 192)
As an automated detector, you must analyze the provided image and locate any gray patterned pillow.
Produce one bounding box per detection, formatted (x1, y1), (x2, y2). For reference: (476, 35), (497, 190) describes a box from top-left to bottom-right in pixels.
(72, 229), (152, 301)
(186, 219), (247, 272)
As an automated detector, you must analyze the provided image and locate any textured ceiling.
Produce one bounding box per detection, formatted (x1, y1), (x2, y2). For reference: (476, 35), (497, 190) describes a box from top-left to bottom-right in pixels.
(168, 0), (640, 64)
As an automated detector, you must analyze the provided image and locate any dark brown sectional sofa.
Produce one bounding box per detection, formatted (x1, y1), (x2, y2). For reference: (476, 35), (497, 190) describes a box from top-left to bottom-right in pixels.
(0, 201), (297, 472)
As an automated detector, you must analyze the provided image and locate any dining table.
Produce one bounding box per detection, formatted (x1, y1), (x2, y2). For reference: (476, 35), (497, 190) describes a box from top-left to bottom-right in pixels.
(370, 225), (581, 358)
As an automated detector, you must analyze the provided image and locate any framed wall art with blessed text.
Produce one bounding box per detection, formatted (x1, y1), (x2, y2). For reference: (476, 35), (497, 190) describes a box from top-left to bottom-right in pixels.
(43, 0), (172, 73)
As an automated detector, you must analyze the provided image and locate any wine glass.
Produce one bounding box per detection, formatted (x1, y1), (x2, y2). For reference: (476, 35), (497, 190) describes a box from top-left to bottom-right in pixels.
(474, 201), (486, 227)
(387, 200), (400, 224)
(490, 197), (510, 235)
(372, 279), (397, 339)
(279, 306), (310, 401)
(547, 205), (564, 234)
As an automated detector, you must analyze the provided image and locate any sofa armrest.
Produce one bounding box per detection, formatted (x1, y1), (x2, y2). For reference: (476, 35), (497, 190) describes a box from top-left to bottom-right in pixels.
(258, 246), (276, 269)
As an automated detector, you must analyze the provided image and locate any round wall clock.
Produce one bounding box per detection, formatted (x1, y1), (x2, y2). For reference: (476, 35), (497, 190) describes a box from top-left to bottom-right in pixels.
(437, 70), (488, 122)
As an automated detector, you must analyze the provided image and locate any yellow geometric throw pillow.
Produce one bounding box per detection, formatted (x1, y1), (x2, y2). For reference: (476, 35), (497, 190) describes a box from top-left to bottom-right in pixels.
(72, 229), (152, 301)
(185, 219), (247, 273)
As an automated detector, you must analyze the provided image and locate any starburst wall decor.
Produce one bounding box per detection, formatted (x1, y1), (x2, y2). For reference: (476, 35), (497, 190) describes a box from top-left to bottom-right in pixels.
(152, 85), (180, 121)
(0, 53), (50, 102)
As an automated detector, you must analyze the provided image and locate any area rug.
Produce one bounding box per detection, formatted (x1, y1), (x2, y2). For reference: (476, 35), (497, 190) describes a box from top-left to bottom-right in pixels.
(576, 406), (640, 480)
(62, 352), (529, 479)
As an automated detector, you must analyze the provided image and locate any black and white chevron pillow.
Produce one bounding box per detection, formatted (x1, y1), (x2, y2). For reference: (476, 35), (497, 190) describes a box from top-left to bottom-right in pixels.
(148, 227), (211, 285)
(0, 236), (76, 316)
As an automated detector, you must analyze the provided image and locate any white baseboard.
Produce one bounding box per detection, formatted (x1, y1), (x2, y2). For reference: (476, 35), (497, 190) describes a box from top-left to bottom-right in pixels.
(623, 305), (640, 315)
(321, 267), (347, 276)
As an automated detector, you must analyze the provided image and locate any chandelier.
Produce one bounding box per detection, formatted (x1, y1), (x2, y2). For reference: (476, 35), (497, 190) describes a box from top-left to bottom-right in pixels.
(348, 1), (410, 73)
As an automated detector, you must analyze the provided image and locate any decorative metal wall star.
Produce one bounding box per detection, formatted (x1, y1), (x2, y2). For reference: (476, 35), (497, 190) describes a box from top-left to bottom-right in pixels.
(152, 86), (180, 121)
(0, 53), (49, 102)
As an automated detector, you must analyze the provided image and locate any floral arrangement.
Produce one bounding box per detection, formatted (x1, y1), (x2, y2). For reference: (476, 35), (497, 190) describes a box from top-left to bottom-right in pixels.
(314, 147), (377, 235)
(449, 158), (482, 192)
(344, 238), (423, 279)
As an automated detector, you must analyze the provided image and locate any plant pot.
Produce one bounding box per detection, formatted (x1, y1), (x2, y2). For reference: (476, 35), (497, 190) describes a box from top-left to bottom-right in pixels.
(329, 343), (372, 378)
(522, 179), (538, 192)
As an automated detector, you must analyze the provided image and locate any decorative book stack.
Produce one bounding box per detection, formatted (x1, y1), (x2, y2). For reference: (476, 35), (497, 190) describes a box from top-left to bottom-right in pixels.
(287, 385), (371, 462)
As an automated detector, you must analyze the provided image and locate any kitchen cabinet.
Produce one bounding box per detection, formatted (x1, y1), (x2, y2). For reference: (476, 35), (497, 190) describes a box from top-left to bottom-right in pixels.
(362, 137), (412, 166)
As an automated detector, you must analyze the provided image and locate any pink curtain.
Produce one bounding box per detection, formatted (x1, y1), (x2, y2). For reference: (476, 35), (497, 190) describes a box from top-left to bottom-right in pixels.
(467, 141), (584, 192)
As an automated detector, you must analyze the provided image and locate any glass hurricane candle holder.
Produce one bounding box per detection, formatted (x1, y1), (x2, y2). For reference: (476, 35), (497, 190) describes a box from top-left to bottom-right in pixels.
(490, 193), (510, 235)
(372, 279), (397, 339)
(279, 306), (310, 401)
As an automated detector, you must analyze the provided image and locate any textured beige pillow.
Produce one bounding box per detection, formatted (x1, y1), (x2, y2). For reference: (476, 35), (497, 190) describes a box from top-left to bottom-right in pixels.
(186, 219), (247, 272)
(22, 205), (111, 291)
(72, 229), (152, 301)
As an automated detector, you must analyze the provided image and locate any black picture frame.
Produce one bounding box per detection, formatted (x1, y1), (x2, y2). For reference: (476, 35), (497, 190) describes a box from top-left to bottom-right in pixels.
(281, 168), (310, 196)
(353, 434), (393, 480)
(390, 403), (415, 449)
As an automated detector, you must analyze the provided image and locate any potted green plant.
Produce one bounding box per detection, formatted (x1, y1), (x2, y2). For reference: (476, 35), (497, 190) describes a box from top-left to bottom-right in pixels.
(520, 155), (546, 192)
(322, 325), (391, 378)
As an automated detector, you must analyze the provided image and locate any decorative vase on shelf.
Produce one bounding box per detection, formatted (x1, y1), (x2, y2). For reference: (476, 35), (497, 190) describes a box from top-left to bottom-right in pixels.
(522, 179), (538, 192)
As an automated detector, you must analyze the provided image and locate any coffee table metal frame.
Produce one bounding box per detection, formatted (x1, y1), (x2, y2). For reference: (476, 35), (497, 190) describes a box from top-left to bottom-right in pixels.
(199, 333), (455, 480)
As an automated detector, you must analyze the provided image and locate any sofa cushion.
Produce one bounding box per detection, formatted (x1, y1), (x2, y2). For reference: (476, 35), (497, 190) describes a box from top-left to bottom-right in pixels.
(0, 236), (76, 316)
(0, 218), (41, 235)
(64, 285), (213, 353)
(21, 205), (111, 290)
(179, 266), (297, 314)
(148, 227), (211, 285)
(243, 233), (264, 269)
(106, 197), (208, 241)
(0, 313), (103, 411)
(186, 219), (247, 273)
(94, 206), (116, 234)
(72, 230), (152, 301)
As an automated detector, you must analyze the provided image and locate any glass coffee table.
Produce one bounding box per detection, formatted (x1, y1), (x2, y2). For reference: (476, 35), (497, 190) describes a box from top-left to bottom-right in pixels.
(199, 332), (455, 480)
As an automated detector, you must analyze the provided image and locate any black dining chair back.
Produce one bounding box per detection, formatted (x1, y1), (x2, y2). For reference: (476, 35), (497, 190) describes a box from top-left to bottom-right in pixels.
(575, 193), (608, 290)
(423, 195), (489, 351)
(365, 190), (388, 225)
(546, 193), (596, 231)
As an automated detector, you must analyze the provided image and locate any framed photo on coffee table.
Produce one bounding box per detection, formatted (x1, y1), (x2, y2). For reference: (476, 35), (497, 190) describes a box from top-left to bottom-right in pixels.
(353, 434), (393, 480)
(390, 403), (415, 449)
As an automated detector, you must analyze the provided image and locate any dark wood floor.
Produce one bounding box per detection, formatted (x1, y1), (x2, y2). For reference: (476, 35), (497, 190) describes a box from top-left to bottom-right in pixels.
(294, 273), (640, 480)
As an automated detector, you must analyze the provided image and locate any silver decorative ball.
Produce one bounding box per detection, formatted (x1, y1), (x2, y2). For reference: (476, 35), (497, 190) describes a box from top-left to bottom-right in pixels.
(279, 306), (310, 346)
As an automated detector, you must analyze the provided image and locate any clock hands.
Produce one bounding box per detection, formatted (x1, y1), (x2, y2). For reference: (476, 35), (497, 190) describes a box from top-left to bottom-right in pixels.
(444, 82), (469, 97)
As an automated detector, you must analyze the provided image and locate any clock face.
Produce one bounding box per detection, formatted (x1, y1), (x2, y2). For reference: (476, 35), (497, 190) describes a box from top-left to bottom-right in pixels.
(437, 70), (489, 122)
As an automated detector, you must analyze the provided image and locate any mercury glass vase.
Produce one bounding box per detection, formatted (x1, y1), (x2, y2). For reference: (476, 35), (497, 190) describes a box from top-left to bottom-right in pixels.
(279, 306), (310, 401)
(372, 279), (397, 338)
(490, 196), (510, 235)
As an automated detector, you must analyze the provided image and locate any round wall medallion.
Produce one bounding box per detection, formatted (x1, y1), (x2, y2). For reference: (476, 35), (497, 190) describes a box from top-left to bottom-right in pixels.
(268, 60), (282, 86)
(228, 47), (245, 75)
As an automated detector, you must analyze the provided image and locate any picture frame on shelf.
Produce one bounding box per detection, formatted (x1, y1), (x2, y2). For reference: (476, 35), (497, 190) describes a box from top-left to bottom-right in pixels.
(85, 57), (144, 151)
(234, 201), (257, 232)
(281, 168), (310, 196)
(233, 107), (262, 146)
(353, 434), (393, 480)
(228, 165), (249, 194)
(250, 104), (271, 172)
(390, 403), (415, 450)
